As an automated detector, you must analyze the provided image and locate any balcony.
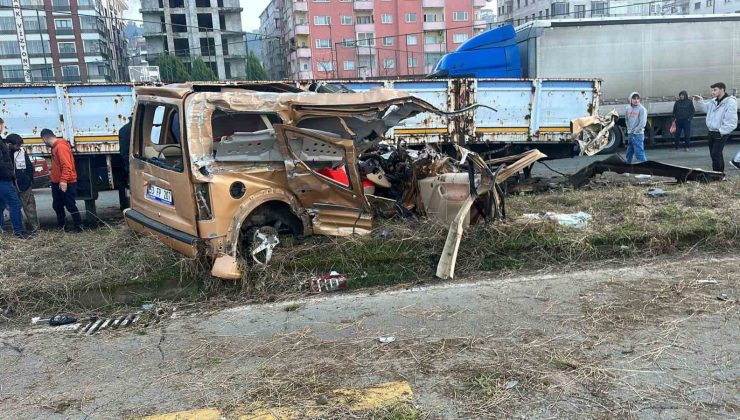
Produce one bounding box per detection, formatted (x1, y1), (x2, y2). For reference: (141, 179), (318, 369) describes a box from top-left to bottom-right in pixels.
(424, 43), (446, 53)
(355, 23), (375, 32)
(140, 7), (163, 12)
(2, 77), (26, 83)
(59, 52), (78, 58)
(473, 0), (487, 6)
(52, 5), (71, 11)
(354, 0), (373, 10)
(295, 24), (309, 35)
(55, 28), (74, 35)
(293, 1), (308, 12)
(423, 21), (445, 31)
(61, 75), (81, 82)
(422, 0), (445, 7)
(296, 47), (311, 58)
(355, 46), (377, 55)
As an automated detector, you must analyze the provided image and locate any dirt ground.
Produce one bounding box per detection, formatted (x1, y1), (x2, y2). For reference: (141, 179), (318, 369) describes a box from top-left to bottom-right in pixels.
(0, 252), (737, 419)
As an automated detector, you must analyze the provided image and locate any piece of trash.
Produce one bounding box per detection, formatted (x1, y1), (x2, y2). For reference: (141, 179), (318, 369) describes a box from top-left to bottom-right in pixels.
(141, 303), (156, 311)
(309, 271), (349, 294)
(378, 336), (396, 344)
(634, 174), (652, 180)
(696, 279), (718, 284)
(31, 317), (49, 325)
(316, 395), (329, 405)
(717, 293), (730, 301)
(647, 187), (668, 198)
(49, 314), (77, 326)
(505, 380), (519, 389)
(619, 245), (629, 250)
(520, 211), (592, 229)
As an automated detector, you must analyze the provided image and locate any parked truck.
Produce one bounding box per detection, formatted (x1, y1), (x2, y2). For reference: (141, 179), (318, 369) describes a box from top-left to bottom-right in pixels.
(0, 76), (601, 216)
(513, 15), (740, 153)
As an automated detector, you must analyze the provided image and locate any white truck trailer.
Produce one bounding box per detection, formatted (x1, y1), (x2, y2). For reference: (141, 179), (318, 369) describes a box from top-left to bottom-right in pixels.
(516, 15), (740, 153)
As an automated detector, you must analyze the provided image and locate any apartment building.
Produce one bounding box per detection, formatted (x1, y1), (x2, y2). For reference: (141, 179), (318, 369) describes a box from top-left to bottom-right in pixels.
(0, 0), (127, 83)
(497, 0), (704, 26)
(141, 0), (246, 80)
(260, 0), (488, 80)
(690, 0), (739, 14)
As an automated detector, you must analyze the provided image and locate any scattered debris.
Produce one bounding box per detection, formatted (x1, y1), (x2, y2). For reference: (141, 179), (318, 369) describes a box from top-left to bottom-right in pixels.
(141, 303), (156, 311)
(717, 293), (730, 301)
(696, 279), (719, 284)
(570, 154), (725, 187)
(571, 111), (619, 156)
(505, 380), (519, 390)
(647, 187), (668, 198)
(634, 174), (652, 180)
(519, 211), (593, 229)
(49, 314), (77, 326)
(378, 336), (396, 344)
(309, 272), (349, 294)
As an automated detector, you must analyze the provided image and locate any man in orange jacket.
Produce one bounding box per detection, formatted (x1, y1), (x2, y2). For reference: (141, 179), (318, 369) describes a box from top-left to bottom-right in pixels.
(41, 129), (82, 232)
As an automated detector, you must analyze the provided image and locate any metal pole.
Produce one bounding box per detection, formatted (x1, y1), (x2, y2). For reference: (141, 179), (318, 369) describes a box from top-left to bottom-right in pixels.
(245, 35), (250, 80)
(36, 9), (49, 82)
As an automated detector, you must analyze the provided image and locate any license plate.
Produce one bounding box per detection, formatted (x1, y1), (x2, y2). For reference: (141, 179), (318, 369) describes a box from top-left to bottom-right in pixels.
(146, 184), (173, 206)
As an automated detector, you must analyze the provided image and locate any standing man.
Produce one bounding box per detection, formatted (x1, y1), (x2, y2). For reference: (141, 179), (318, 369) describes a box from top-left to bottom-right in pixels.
(693, 83), (738, 172)
(6, 134), (39, 231)
(625, 92), (648, 164)
(672, 90), (695, 151)
(41, 128), (82, 232)
(0, 125), (28, 238)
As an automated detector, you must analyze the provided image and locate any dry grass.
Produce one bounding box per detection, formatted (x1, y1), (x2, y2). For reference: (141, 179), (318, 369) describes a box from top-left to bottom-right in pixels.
(1, 180), (738, 320)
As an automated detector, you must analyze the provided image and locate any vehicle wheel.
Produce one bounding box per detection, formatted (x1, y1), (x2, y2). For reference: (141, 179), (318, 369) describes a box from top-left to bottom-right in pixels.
(244, 226), (280, 266)
(598, 126), (623, 155)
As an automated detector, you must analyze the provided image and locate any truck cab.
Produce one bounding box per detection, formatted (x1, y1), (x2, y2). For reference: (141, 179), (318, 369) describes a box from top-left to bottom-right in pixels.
(123, 83), (439, 279)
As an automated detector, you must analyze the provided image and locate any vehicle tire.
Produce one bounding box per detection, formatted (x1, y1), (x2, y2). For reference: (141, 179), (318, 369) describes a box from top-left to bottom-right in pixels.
(598, 126), (623, 155)
(238, 209), (303, 267)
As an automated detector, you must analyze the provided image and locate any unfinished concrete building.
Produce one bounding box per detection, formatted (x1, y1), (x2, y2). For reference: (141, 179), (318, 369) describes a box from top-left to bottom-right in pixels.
(141, 0), (246, 80)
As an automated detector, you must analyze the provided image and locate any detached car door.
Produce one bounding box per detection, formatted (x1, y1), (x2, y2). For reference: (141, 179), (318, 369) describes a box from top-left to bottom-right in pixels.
(274, 124), (372, 236)
(125, 99), (200, 256)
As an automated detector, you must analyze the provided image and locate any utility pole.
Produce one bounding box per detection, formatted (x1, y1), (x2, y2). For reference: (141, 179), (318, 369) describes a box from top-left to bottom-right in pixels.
(245, 34), (250, 80)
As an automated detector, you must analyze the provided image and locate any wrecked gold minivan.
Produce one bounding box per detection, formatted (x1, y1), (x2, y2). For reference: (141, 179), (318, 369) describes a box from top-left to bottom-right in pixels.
(123, 83), (440, 279)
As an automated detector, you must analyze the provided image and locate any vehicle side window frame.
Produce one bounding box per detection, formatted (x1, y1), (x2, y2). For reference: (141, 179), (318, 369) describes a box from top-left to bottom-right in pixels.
(133, 101), (186, 173)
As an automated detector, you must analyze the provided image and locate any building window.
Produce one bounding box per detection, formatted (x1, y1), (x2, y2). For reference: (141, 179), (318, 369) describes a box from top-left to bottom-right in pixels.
(546, 8), (550, 17)
(302, 63), (309, 70)
(314, 16), (331, 25)
(54, 18), (73, 32)
(2, 65), (24, 81)
(315, 38), (330, 48)
(575, 4), (586, 17)
(591, 1), (607, 16)
(694, 1), (700, 8)
(381, 14), (392, 24)
(58, 42), (77, 55)
(452, 11), (469, 21)
(383, 59), (395, 69)
(383, 36), (393, 46)
(317, 61), (333, 72)
(61, 65), (80, 81)
(340, 37), (354, 47)
(424, 13), (442, 22)
(83, 40), (101, 54)
(408, 57), (418, 68)
(405, 13), (417, 23)
(706, 0), (712, 5)
(406, 34), (417, 45)
(23, 16), (47, 31)
(27, 40), (50, 56)
(453, 33), (469, 43)
(343, 60), (355, 70)
(341, 16), (352, 25)
(356, 15), (374, 24)
(552, 2), (569, 17)
(357, 32), (375, 46)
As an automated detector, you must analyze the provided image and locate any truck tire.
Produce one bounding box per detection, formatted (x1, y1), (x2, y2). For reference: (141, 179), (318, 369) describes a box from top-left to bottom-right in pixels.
(598, 126), (623, 155)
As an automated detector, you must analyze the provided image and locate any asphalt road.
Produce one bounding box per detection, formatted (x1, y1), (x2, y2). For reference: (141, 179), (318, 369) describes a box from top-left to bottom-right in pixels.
(21, 143), (740, 226)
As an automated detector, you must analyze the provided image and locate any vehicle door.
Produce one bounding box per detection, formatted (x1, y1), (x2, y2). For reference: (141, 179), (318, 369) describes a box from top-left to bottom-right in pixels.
(274, 125), (372, 236)
(128, 98), (199, 249)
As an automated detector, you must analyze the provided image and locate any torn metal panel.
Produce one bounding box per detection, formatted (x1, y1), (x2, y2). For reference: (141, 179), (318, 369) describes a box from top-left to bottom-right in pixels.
(570, 154), (725, 188)
(572, 111), (619, 156)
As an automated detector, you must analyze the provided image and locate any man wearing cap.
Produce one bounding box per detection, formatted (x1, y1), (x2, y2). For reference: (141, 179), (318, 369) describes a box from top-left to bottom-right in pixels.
(7, 133), (39, 231)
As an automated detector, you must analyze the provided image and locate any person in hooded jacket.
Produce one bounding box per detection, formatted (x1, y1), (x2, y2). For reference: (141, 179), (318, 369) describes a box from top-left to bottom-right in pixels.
(625, 92), (648, 164)
(693, 82), (738, 172)
(672, 90), (695, 151)
(0, 125), (28, 238)
(6, 134), (39, 231)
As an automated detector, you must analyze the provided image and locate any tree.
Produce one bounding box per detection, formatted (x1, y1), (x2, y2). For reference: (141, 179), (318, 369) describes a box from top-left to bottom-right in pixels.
(244, 51), (269, 81)
(190, 56), (217, 81)
(156, 55), (190, 83)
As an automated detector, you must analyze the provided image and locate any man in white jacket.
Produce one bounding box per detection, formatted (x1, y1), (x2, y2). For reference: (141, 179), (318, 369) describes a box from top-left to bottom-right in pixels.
(692, 82), (738, 172)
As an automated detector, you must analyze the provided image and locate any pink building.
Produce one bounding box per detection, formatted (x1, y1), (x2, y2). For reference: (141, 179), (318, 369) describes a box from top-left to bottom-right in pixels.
(259, 0), (489, 80)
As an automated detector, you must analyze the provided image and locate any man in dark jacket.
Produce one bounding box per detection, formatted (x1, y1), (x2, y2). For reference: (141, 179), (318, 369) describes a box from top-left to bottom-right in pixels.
(7, 134), (39, 231)
(672, 90), (695, 151)
(0, 120), (28, 238)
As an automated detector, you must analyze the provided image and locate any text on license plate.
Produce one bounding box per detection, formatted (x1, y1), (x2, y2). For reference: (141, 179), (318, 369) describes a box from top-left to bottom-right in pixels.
(146, 185), (173, 206)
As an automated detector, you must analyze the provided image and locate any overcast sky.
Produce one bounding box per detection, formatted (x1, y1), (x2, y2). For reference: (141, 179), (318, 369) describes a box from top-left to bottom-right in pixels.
(123, 0), (493, 32)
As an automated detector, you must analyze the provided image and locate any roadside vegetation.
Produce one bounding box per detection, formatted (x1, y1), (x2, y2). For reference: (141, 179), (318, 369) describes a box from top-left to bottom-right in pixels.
(1, 179), (738, 320)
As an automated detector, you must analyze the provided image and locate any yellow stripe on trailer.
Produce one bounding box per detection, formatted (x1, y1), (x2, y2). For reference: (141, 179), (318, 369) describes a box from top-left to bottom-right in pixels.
(537, 127), (571, 133)
(394, 128), (448, 134)
(476, 127), (529, 133)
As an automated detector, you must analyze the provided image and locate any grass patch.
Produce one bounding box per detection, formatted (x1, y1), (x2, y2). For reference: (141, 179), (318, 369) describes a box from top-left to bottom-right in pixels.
(1, 180), (738, 318)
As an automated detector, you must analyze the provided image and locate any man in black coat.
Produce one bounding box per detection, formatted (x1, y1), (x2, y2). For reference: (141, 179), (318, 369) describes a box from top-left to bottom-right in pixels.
(672, 90), (695, 151)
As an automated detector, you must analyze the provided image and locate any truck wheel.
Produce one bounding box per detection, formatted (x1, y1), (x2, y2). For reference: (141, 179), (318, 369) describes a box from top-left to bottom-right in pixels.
(598, 126), (623, 155)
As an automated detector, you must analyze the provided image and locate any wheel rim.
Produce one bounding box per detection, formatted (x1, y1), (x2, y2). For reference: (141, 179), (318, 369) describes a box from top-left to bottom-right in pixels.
(250, 226), (280, 266)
